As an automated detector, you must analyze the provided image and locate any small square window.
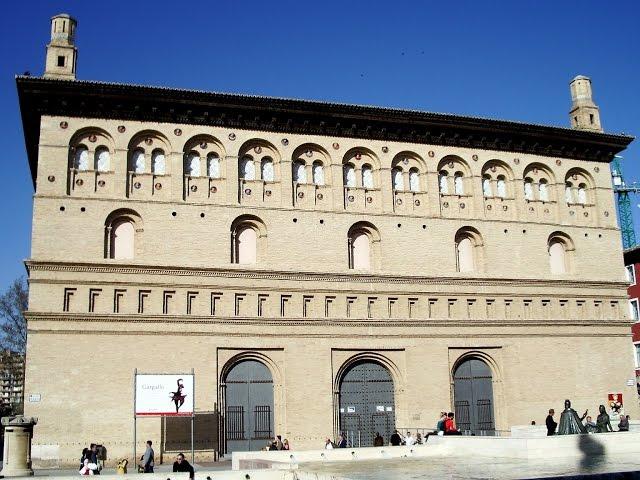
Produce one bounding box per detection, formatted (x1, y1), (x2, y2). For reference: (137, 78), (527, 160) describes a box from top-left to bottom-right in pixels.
(57, 55), (65, 67)
(626, 265), (636, 285)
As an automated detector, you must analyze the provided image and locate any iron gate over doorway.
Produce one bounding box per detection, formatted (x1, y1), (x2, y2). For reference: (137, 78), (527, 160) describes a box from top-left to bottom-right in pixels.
(339, 361), (395, 446)
(223, 360), (274, 453)
(453, 358), (495, 435)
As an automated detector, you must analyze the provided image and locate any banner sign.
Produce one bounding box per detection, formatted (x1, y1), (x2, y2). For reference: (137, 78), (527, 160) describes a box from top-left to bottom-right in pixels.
(135, 374), (194, 416)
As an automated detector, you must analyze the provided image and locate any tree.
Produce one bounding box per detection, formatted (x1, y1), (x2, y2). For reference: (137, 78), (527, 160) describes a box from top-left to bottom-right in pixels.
(0, 277), (28, 415)
(0, 277), (28, 355)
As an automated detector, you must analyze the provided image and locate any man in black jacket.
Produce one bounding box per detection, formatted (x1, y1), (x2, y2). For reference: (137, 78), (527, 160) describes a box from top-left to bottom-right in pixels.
(546, 408), (557, 436)
(172, 453), (194, 480)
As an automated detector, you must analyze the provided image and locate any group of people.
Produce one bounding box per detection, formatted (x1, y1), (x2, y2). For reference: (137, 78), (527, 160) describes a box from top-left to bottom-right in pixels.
(263, 435), (291, 451)
(545, 399), (632, 435)
(78, 444), (103, 475)
(137, 441), (194, 480)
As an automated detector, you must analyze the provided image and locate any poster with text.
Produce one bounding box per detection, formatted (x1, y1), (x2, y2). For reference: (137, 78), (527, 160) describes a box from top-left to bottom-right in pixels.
(136, 374), (194, 416)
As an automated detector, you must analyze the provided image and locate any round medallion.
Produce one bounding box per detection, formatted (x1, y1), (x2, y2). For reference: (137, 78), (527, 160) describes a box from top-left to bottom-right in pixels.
(544, 208), (549, 213)
(155, 183), (162, 190)
(604, 211), (609, 217)
(281, 138), (289, 146)
(594, 166), (600, 173)
(556, 159), (562, 166)
(332, 142), (340, 150)
(134, 182), (142, 189)
(472, 154), (478, 161)
(428, 151), (435, 158)
(88, 134), (97, 143)
(366, 196), (373, 203)
(529, 207), (534, 212)
(448, 161), (454, 168)
(317, 193), (323, 200)
(97, 180), (106, 187)
(414, 200), (420, 206)
(382, 146), (388, 153)
(533, 167), (538, 174)
(244, 188), (251, 195)
(443, 202), (449, 208)
(144, 138), (153, 146)
(514, 158), (520, 165)
(491, 165), (497, 172)
(210, 186), (217, 193)
(355, 153), (362, 160)
(460, 202), (465, 209)
(487, 205), (492, 211)
(254, 146), (262, 154)
(502, 205), (508, 211)
(59, 121), (68, 129)
(348, 195), (355, 202)
(402, 158), (409, 165)
(190, 185), (197, 192)
(229, 133), (236, 141)
(570, 210), (575, 216)
(305, 150), (313, 158)
(265, 190), (272, 196)
(572, 174), (578, 180)
(396, 198), (403, 205)
(174, 128), (182, 136)
(47, 175), (55, 182)
(297, 191), (304, 199)
(75, 179), (83, 186)
(118, 125), (126, 133)
(200, 142), (208, 149)
(584, 212), (589, 217)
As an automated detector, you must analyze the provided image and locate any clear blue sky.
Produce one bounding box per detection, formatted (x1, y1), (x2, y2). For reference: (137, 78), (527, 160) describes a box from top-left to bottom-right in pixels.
(1, 0), (639, 290)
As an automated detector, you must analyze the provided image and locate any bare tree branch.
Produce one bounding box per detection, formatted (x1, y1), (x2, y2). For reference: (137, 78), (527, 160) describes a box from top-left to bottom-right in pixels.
(0, 277), (28, 354)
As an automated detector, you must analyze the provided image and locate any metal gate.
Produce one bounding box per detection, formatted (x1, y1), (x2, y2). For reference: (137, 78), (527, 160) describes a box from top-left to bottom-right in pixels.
(339, 361), (395, 446)
(223, 360), (274, 453)
(453, 358), (495, 435)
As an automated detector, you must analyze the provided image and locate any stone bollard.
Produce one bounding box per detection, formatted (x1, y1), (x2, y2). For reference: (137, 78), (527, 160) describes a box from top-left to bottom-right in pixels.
(1, 416), (38, 477)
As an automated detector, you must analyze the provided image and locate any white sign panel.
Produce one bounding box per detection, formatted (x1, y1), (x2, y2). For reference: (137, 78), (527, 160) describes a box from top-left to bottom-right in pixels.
(136, 374), (193, 416)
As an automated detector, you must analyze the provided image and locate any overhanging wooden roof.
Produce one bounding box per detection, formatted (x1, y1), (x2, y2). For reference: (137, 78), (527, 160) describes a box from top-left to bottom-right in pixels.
(16, 76), (634, 186)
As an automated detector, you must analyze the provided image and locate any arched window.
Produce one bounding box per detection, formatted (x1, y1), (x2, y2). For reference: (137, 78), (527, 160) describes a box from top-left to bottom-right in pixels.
(312, 161), (325, 186)
(186, 152), (201, 177)
(392, 168), (404, 191)
(565, 182), (573, 203)
(236, 227), (257, 265)
(482, 175), (492, 197)
(132, 149), (145, 174)
(350, 232), (371, 270)
(95, 147), (110, 172)
(362, 164), (374, 189)
(538, 179), (549, 201)
(577, 183), (587, 204)
(456, 237), (474, 272)
(261, 157), (274, 181)
(207, 153), (220, 178)
(293, 161), (307, 184)
(439, 171), (449, 194)
(111, 220), (135, 260)
(496, 176), (506, 198)
(240, 156), (255, 180)
(344, 164), (356, 188)
(454, 172), (464, 195)
(549, 241), (566, 274)
(151, 149), (165, 175)
(524, 178), (533, 200)
(409, 168), (420, 192)
(74, 146), (89, 171)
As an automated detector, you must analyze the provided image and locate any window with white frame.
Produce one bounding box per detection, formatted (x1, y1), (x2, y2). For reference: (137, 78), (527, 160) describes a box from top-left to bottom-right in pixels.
(630, 299), (639, 321)
(635, 343), (640, 367)
(626, 265), (636, 284)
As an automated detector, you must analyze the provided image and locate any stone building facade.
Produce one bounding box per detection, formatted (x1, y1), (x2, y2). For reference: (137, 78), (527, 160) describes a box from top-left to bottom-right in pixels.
(17, 14), (638, 466)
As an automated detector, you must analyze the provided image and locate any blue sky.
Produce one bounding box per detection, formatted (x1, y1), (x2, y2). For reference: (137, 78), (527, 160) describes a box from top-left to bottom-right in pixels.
(1, 0), (639, 290)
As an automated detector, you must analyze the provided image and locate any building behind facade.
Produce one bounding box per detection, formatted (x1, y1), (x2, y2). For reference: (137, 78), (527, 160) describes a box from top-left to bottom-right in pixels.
(623, 246), (640, 391)
(0, 350), (25, 414)
(16, 14), (639, 466)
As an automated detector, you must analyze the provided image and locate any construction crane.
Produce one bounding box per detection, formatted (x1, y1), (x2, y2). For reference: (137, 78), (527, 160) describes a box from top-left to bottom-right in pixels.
(611, 155), (640, 249)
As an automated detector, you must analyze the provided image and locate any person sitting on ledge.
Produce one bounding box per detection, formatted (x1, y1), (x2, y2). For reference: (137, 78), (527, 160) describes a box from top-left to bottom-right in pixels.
(444, 412), (462, 435)
(172, 453), (194, 480)
(583, 415), (597, 433)
(390, 430), (402, 446)
(618, 414), (630, 432)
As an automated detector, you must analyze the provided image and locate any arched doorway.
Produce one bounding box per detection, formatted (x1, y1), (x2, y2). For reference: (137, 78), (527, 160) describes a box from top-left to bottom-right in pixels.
(338, 361), (395, 447)
(453, 357), (495, 435)
(223, 360), (274, 453)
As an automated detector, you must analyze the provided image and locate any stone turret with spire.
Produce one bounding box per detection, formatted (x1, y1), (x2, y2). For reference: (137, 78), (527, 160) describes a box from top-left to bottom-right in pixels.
(569, 75), (602, 132)
(44, 13), (77, 80)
